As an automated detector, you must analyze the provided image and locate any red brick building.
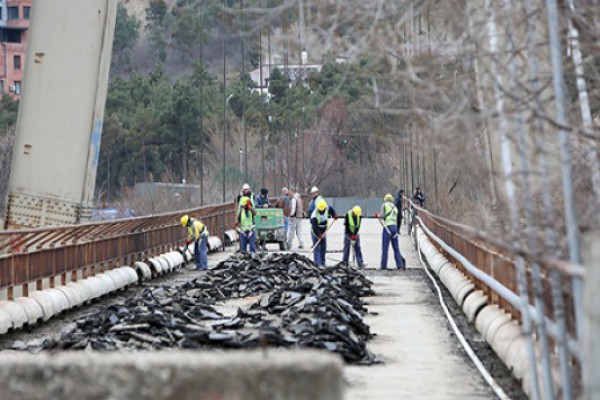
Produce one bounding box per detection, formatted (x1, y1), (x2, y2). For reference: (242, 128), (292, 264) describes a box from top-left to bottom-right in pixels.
(0, 0), (31, 97)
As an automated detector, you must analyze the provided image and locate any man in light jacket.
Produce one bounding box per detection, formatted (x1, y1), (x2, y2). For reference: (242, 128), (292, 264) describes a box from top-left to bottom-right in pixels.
(287, 189), (305, 249)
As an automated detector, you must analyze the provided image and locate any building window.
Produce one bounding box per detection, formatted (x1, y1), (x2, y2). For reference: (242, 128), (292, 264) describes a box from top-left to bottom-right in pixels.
(23, 6), (30, 20)
(13, 55), (21, 70)
(0, 80), (4, 94)
(0, 28), (22, 43)
(13, 81), (21, 95)
(7, 6), (18, 20)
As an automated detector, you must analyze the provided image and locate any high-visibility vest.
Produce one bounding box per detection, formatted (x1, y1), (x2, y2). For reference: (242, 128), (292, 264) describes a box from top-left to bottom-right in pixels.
(383, 202), (398, 226)
(188, 220), (209, 241)
(311, 209), (328, 229)
(238, 195), (254, 209)
(239, 209), (254, 231)
(348, 212), (361, 234)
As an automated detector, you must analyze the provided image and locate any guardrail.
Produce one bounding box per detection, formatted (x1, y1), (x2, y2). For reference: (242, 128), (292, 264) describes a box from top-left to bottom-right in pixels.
(0, 202), (236, 300)
(413, 202), (584, 399)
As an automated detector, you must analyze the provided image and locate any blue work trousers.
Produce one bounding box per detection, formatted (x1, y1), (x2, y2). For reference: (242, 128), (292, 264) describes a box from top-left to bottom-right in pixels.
(194, 236), (208, 270)
(311, 232), (327, 267)
(343, 235), (364, 265)
(240, 230), (256, 253)
(381, 225), (404, 269)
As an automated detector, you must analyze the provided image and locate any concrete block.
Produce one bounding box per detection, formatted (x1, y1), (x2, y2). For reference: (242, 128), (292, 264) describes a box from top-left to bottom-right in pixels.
(159, 255), (174, 271)
(208, 236), (222, 252)
(29, 291), (58, 321)
(484, 312), (512, 344)
(55, 285), (81, 308)
(168, 252), (184, 268)
(462, 290), (488, 323)
(474, 305), (503, 338)
(454, 282), (475, 307)
(505, 336), (529, 379)
(96, 273), (118, 293)
(13, 297), (44, 324)
(147, 258), (164, 276)
(0, 310), (11, 334)
(80, 277), (104, 299)
(66, 282), (92, 305)
(104, 270), (127, 290)
(118, 267), (139, 285)
(133, 262), (152, 281)
(439, 265), (459, 287)
(491, 320), (523, 362)
(0, 350), (343, 400)
(434, 261), (453, 277)
(0, 301), (29, 329)
(46, 289), (71, 312)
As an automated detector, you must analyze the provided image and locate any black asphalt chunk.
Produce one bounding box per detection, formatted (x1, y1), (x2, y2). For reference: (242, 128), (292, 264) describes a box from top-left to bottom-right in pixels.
(14, 253), (378, 364)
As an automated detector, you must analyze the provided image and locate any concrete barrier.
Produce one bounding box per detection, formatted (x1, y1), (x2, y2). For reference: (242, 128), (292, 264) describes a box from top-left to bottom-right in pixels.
(66, 282), (92, 305)
(29, 291), (59, 320)
(157, 255), (172, 272)
(96, 273), (118, 293)
(55, 285), (82, 308)
(13, 297), (44, 324)
(147, 258), (164, 276)
(0, 350), (343, 400)
(0, 301), (28, 329)
(133, 261), (152, 281)
(208, 236), (223, 252)
(462, 290), (488, 323)
(0, 310), (10, 334)
(490, 320), (523, 361)
(454, 282), (475, 307)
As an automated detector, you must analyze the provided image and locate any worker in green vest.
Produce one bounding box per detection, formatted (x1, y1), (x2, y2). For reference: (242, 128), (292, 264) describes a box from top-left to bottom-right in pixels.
(181, 215), (209, 270)
(235, 196), (256, 253)
(375, 194), (405, 270)
(342, 206), (365, 267)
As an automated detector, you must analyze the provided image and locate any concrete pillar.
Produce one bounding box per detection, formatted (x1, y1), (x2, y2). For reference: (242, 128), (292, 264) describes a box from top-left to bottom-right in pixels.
(584, 231), (600, 399)
(5, 0), (117, 228)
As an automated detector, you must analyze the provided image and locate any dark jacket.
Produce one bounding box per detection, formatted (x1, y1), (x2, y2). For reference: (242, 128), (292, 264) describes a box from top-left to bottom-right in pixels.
(310, 206), (338, 236)
(394, 192), (404, 214)
(413, 191), (425, 207)
(255, 194), (270, 208)
(344, 212), (361, 236)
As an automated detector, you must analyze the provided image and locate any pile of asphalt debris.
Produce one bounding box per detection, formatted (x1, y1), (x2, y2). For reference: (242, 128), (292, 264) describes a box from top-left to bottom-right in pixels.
(14, 253), (378, 364)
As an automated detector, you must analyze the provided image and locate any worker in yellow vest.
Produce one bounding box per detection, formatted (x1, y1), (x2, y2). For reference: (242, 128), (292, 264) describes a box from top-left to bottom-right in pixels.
(235, 197), (257, 253)
(375, 194), (405, 270)
(181, 215), (209, 270)
(342, 206), (365, 267)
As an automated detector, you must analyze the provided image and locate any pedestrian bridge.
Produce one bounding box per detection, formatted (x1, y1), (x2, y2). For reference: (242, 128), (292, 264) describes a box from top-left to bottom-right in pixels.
(0, 200), (585, 400)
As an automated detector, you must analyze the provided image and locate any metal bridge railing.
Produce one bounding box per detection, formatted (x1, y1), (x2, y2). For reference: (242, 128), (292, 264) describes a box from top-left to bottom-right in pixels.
(0, 202), (236, 300)
(415, 202), (584, 398)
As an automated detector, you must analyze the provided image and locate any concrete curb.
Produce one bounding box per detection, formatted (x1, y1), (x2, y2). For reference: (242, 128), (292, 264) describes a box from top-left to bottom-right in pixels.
(0, 350), (343, 400)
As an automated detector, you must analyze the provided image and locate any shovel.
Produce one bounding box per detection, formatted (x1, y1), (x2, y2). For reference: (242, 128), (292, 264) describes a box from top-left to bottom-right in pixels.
(310, 218), (338, 252)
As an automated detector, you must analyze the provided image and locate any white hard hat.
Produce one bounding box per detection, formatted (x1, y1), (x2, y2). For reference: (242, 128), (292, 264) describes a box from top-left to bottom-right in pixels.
(242, 183), (250, 190)
(310, 186), (319, 194)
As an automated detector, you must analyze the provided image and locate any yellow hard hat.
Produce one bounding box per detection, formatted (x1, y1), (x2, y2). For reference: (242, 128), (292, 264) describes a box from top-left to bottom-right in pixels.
(241, 197), (249, 206)
(352, 206), (362, 217)
(384, 194), (393, 202)
(317, 199), (327, 212)
(181, 215), (189, 226)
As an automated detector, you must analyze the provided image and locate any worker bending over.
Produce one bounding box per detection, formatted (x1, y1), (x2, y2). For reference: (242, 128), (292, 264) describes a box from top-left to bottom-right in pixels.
(310, 199), (338, 266)
(342, 206), (365, 268)
(181, 215), (209, 270)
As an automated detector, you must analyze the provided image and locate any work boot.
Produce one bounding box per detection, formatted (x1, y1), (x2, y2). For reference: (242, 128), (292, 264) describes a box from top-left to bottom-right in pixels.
(358, 263), (367, 268)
